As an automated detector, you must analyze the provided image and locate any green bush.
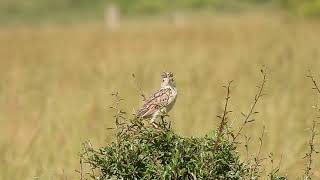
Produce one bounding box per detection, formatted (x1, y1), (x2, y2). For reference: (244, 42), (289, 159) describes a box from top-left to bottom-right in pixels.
(84, 122), (249, 179)
(82, 118), (288, 179)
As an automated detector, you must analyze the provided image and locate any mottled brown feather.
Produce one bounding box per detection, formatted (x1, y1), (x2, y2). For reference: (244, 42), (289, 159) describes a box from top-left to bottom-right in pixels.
(136, 88), (172, 118)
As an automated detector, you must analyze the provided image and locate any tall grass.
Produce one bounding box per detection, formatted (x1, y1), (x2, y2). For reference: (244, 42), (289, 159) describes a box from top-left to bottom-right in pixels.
(0, 12), (320, 179)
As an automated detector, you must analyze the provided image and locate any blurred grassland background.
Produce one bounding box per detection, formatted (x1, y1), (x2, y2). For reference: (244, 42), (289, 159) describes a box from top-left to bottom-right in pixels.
(1, 0), (320, 179)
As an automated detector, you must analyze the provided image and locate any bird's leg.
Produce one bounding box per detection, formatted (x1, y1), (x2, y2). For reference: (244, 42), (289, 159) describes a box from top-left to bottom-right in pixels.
(151, 122), (159, 129)
(150, 111), (160, 129)
(160, 107), (168, 126)
(160, 114), (165, 125)
(150, 111), (158, 123)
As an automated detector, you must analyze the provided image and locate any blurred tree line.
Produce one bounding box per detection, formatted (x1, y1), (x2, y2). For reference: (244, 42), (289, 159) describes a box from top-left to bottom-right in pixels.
(116, 0), (320, 16)
(280, 0), (320, 16)
(0, 0), (320, 23)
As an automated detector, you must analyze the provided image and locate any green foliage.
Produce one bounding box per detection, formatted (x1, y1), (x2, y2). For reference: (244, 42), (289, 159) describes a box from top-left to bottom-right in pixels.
(82, 119), (286, 179)
(83, 120), (248, 179)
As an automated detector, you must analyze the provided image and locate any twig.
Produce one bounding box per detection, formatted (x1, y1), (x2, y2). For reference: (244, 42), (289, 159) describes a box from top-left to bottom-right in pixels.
(80, 157), (83, 180)
(244, 135), (251, 161)
(233, 67), (268, 141)
(307, 70), (320, 95)
(304, 70), (320, 179)
(110, 93), (127, 127)
(214, 80), (233, 152)
(255, 125), (265, 168)
(303, 120), (319, 179)
(110, 92), (127, 144)
(61, 169), (67, 180)
(132, 73), (146, 101)
(250, 125), (266, 177)
(278, 153), (283, 172)
(267, 152), (284, 179)
(110, 92), (126, 125)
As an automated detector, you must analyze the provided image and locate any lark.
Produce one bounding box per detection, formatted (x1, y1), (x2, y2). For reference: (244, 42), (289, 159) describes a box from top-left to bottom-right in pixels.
(136, 72), (177, 128)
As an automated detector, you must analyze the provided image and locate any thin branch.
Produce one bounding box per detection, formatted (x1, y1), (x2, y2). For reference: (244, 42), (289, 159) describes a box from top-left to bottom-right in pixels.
(110, 92), (127, 144)
(110, 92), (126, 127)
(307, 70), (320, 95)
(256, 125), (265, 165)
(214, 80), (233, 152)
(303, 120), (319, 179)
(304, 69), (320, 179)
(132, 73), (146, 101)
(244, 135), (251, 161)
(252, 125), (266, 175)
(267, 152), (284, 179)
(233, 67), (268, 141)
(80, 157), (83, 180)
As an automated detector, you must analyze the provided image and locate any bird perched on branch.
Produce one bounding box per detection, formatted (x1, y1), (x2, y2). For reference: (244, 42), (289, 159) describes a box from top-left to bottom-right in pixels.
(136, 72), (177, 128)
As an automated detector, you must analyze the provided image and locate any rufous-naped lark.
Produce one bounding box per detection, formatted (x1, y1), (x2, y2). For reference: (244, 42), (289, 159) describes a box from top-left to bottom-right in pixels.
(136, 72), (177, 127)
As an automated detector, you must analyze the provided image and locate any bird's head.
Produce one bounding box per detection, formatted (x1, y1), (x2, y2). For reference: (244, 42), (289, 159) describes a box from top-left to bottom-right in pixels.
(160, 72), (176, 88)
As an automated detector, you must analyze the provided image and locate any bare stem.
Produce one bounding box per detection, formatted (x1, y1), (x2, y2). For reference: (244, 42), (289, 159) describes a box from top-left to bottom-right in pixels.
(244, 135), (251, 161)
(214, 80), (233, 151)
(304, 69), (320, 179)
(110, 92), (126, 126)
(307, 70), (320, 95)
(233, 67), (268, 141)
(254, 125), (265, 169)
(248, 125), (266, 177)
(110, 92), (127, 144)
(80, 157), (83, 180)
(132, 73), (146, 101)
(304, 120), (319, 179)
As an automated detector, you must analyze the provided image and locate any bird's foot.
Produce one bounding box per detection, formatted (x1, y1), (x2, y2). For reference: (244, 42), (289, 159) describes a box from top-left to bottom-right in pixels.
(151, 122), (159, 129)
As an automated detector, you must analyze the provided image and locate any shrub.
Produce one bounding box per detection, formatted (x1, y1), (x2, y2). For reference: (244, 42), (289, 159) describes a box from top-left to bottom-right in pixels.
(83, 120), (250, 179)
(82, 118), (288, 179)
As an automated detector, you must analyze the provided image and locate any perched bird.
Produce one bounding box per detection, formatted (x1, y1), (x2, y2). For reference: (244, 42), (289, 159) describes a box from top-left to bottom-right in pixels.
(136, 72), (177, 128)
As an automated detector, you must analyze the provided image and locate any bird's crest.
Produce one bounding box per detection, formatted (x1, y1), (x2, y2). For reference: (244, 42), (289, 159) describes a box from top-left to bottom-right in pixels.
(161, 72), (173, 78)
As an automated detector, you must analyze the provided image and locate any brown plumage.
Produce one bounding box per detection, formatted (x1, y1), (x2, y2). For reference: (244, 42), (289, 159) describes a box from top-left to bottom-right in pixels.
(136, 72), (178, 126)
(136, 88), (172, 118)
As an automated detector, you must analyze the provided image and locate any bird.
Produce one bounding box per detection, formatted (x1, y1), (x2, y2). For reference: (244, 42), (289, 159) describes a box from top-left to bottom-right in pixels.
(136, 72), (177, 128)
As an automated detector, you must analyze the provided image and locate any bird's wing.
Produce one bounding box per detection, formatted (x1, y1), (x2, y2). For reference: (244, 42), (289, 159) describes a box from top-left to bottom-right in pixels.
(136, 88), (171, 118)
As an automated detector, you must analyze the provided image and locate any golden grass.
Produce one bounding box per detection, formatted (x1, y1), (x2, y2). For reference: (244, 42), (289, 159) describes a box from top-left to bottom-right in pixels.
(0, 12), (320, 179)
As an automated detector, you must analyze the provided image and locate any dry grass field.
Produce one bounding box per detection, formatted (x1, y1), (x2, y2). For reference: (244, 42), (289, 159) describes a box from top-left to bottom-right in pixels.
(0, 12), (320, 179)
